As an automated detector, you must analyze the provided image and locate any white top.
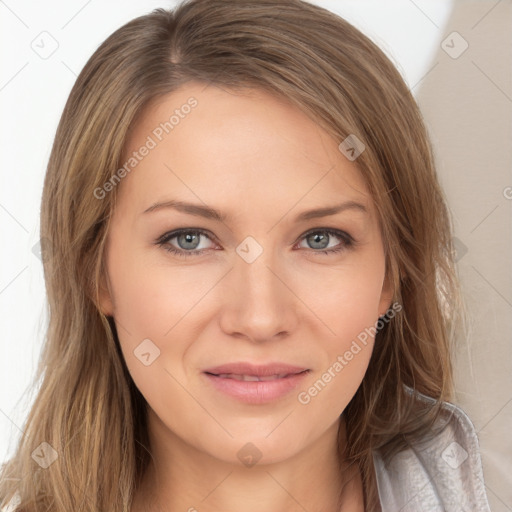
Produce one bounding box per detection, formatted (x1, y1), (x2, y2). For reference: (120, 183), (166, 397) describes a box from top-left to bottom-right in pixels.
(373, 386), (491, 511)
(1, 387), (491, 512)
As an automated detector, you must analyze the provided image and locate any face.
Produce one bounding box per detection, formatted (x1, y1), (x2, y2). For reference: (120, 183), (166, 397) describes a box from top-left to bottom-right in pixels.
(100, 82), (392, 468)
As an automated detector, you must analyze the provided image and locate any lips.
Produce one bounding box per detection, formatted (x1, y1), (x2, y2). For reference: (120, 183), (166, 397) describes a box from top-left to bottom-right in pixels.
(214, 373), (293, 381)
(203, 362), (310, 404)
(203, 362), (308, 378)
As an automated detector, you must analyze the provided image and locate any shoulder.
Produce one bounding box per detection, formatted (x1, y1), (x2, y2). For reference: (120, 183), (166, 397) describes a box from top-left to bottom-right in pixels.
(372, 385), (492, 512)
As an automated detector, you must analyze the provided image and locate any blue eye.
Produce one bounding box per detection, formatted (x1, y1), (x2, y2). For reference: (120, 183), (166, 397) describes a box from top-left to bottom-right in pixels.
(297, 229), (354, 254)
(156, 229), (214, 257)
(155, 228), (355, 258)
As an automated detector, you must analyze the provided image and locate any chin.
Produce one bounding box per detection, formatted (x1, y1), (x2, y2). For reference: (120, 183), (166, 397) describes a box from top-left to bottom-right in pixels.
(207, 427), (311, 468)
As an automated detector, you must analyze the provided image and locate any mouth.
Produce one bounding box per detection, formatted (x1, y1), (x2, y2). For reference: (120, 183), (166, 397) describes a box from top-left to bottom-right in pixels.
(203, 362), (309, 376)
(202, 362), (310, 404)
(207, 372), (307, 381)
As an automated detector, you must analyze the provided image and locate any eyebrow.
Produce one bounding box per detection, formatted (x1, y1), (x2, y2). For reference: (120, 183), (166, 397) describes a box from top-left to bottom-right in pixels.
(142, 199), (368, 222)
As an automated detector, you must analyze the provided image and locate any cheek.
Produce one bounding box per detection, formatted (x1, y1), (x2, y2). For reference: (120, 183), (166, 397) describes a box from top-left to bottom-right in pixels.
(106, 220), (207, 332)
(297, 257), (385, 391)
(294, 268), (383, 422)
(106, 246), (224, 384)
(106, 259), (199, 409)
(305, 260), (385, 341)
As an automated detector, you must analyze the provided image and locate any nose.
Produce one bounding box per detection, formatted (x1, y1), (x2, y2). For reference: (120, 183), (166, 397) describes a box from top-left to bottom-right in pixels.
(218, 247), (299, 344)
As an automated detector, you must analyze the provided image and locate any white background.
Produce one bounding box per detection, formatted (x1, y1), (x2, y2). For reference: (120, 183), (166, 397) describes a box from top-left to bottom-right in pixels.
(1, 1), (510, 509)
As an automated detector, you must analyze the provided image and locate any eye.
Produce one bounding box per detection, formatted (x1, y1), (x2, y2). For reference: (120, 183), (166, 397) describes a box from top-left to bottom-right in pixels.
(156, 228), (217, 258)
(295, 229), (354, 255)
(155, 228), (355, 258)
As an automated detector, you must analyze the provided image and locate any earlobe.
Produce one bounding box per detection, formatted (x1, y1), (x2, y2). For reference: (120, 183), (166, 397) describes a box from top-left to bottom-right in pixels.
(97, 270), (114, 317)
(378, 272), (394, 317)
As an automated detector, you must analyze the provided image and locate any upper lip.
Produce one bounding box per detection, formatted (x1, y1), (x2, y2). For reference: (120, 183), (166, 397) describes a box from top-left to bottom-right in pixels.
(203, 362), (309, 377)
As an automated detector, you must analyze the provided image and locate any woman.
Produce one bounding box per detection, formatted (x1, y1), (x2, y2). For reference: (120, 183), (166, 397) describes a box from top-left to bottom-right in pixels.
(0, 0), (491, 511)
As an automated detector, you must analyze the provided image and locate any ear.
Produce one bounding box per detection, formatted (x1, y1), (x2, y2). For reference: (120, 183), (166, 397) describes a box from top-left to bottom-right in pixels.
(97, 267), (114, 317)
(377, 271), (394, 317)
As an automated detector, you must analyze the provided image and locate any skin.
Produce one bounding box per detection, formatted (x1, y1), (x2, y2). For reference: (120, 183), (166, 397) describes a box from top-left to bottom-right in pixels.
(99, 81), (392, 512)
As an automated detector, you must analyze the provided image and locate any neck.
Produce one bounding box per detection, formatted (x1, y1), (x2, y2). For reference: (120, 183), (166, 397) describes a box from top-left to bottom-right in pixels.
(132, 412), (363, 512)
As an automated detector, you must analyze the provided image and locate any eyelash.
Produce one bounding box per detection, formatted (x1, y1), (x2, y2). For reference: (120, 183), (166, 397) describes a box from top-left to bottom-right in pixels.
(155, 228), (356, 258)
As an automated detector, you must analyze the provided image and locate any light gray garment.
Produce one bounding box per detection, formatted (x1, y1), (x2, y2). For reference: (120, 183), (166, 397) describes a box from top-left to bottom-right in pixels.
(373, 386), (492, 512)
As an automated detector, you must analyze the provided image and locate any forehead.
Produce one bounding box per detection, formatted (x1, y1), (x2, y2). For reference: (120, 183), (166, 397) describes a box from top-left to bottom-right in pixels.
(117, 82), (374, 222)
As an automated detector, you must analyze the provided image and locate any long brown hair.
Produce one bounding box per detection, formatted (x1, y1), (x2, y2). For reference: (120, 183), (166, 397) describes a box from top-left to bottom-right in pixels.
(0, 1), (462, 510)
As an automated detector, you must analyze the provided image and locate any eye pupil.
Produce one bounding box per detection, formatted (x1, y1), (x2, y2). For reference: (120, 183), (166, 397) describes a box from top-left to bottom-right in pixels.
(178, 232), (200, 250)
(308, 232), (329, 249)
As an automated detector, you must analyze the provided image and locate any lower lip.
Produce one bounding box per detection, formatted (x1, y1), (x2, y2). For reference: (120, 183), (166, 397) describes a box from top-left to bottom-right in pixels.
(203, 371), (310, 404)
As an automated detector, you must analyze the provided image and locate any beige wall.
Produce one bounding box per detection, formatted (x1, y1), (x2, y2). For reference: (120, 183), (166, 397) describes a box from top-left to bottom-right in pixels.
(415, 2), (512, 510)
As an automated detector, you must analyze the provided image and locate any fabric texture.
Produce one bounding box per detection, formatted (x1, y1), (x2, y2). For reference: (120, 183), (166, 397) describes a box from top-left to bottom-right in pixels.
(373, 386), (492, 511)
